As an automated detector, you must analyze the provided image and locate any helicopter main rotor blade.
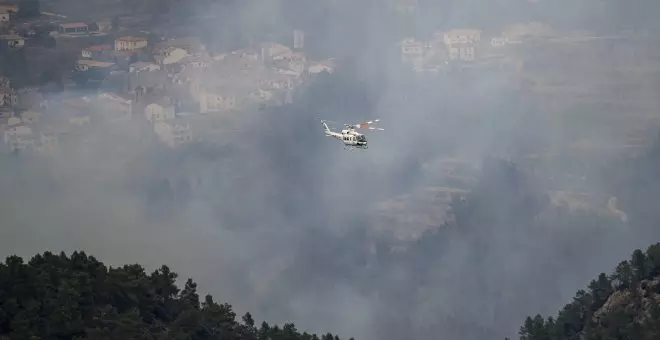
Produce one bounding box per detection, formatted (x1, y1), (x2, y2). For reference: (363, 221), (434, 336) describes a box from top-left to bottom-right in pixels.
(352, 119), (381, 129)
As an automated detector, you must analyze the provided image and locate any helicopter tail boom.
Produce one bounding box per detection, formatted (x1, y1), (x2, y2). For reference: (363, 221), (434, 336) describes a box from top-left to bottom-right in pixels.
(321, 120), (332, 135)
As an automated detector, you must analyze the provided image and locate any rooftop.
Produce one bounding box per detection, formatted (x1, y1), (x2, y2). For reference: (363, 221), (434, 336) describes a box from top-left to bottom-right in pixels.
(274, 50), (306, 59)
(116, 36), (147, 42)
(0, 4), (18, 11)
(400, 38), (423, 46)
(312, 58), (336, 68)
(99, 92), (133, 103)
(83, 44), (112, 52)
(179, 54), (212, 64)
(144, 95), (174, 108)
(114, 50), (135, 57)
(229, 48), (260, 57)
(0, 34), (23, 40)
(6, 122), (31, 131)
(77, 60), (115, 68)
(154, 37), (204, 53)
(260, 42), (291, 51)
(59, 22), (88, 29)
(451, 42), (476, 48)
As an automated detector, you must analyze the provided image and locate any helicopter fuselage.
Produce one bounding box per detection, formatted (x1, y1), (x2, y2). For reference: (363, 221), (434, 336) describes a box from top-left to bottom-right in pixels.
(321, 120), (379, 150)
(325, 129), (368, 148)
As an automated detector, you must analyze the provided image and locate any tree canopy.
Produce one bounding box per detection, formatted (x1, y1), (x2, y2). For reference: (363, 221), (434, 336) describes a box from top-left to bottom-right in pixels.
(0, 251), (351, 340)
(517, 242), (660, 340)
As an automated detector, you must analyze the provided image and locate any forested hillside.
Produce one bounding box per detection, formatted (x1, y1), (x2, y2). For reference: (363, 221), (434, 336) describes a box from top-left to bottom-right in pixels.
(0, 251), (350, 340)
(517, 242), (660, 340)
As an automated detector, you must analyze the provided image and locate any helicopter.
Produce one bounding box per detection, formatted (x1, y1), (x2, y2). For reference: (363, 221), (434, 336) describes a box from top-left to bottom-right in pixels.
(320, 119), (384, 150)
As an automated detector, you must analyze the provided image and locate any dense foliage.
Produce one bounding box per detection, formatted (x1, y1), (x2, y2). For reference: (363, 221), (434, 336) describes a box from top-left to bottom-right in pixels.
(0, 251), (351, 340)
(517, 242), (660, 340)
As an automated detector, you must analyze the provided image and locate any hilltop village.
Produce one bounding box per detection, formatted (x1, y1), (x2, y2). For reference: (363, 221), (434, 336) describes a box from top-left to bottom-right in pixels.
(1, 0), (655, 159)
(0, 33), (334, 151)
(0, 0), (342, 152)
(0, 0), (612, 155)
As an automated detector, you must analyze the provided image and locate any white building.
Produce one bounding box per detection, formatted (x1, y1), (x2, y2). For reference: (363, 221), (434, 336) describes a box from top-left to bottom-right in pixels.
(129, 61), (161, 73)
(199, 92), (236, 114)
(448, 43), (476, 61)
(0, 11), (10, 23)
(399, 38), (448, 72)
(81, 44), (112, 59)
(0, 34), (24, 49)
(272, 51), (306, 76)
(153, 121), (193, 148)
(439, 29), (483, 62)
(114, 36), (148, 51)
(98, 92), (134, 119)
(491, 37), (509, 47)
(400, 38), (425, 64)
(260, 42), (292, 61)
(154, 47), (189, 65)
(4, 123), (33, 152)
(75, 60), (115, 72)
(0, 87), (17, 107)
(308, 59), (336, 74)
(36, 133), (58, 155)
(442, 29), (482, 45)
(145, 100), (176, 123)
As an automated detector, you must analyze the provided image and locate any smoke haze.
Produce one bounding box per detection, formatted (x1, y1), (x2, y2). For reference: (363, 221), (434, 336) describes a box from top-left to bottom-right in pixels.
(2, 0), (660, 339)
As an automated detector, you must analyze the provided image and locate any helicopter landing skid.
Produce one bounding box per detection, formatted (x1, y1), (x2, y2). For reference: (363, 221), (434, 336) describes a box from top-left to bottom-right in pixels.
(344, 145), (368, 151)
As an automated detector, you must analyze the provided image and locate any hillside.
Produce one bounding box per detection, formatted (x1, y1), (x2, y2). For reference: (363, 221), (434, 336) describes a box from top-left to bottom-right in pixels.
(0, 251), (351, 340)
(516, 242), (660, 340)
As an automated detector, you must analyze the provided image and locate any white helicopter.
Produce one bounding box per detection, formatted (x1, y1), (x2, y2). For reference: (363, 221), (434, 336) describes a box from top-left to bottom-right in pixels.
(321, 119), (384, 150)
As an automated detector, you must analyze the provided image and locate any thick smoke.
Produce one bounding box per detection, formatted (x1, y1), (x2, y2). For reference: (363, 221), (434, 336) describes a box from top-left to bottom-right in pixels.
(2, 0), (660, 339)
